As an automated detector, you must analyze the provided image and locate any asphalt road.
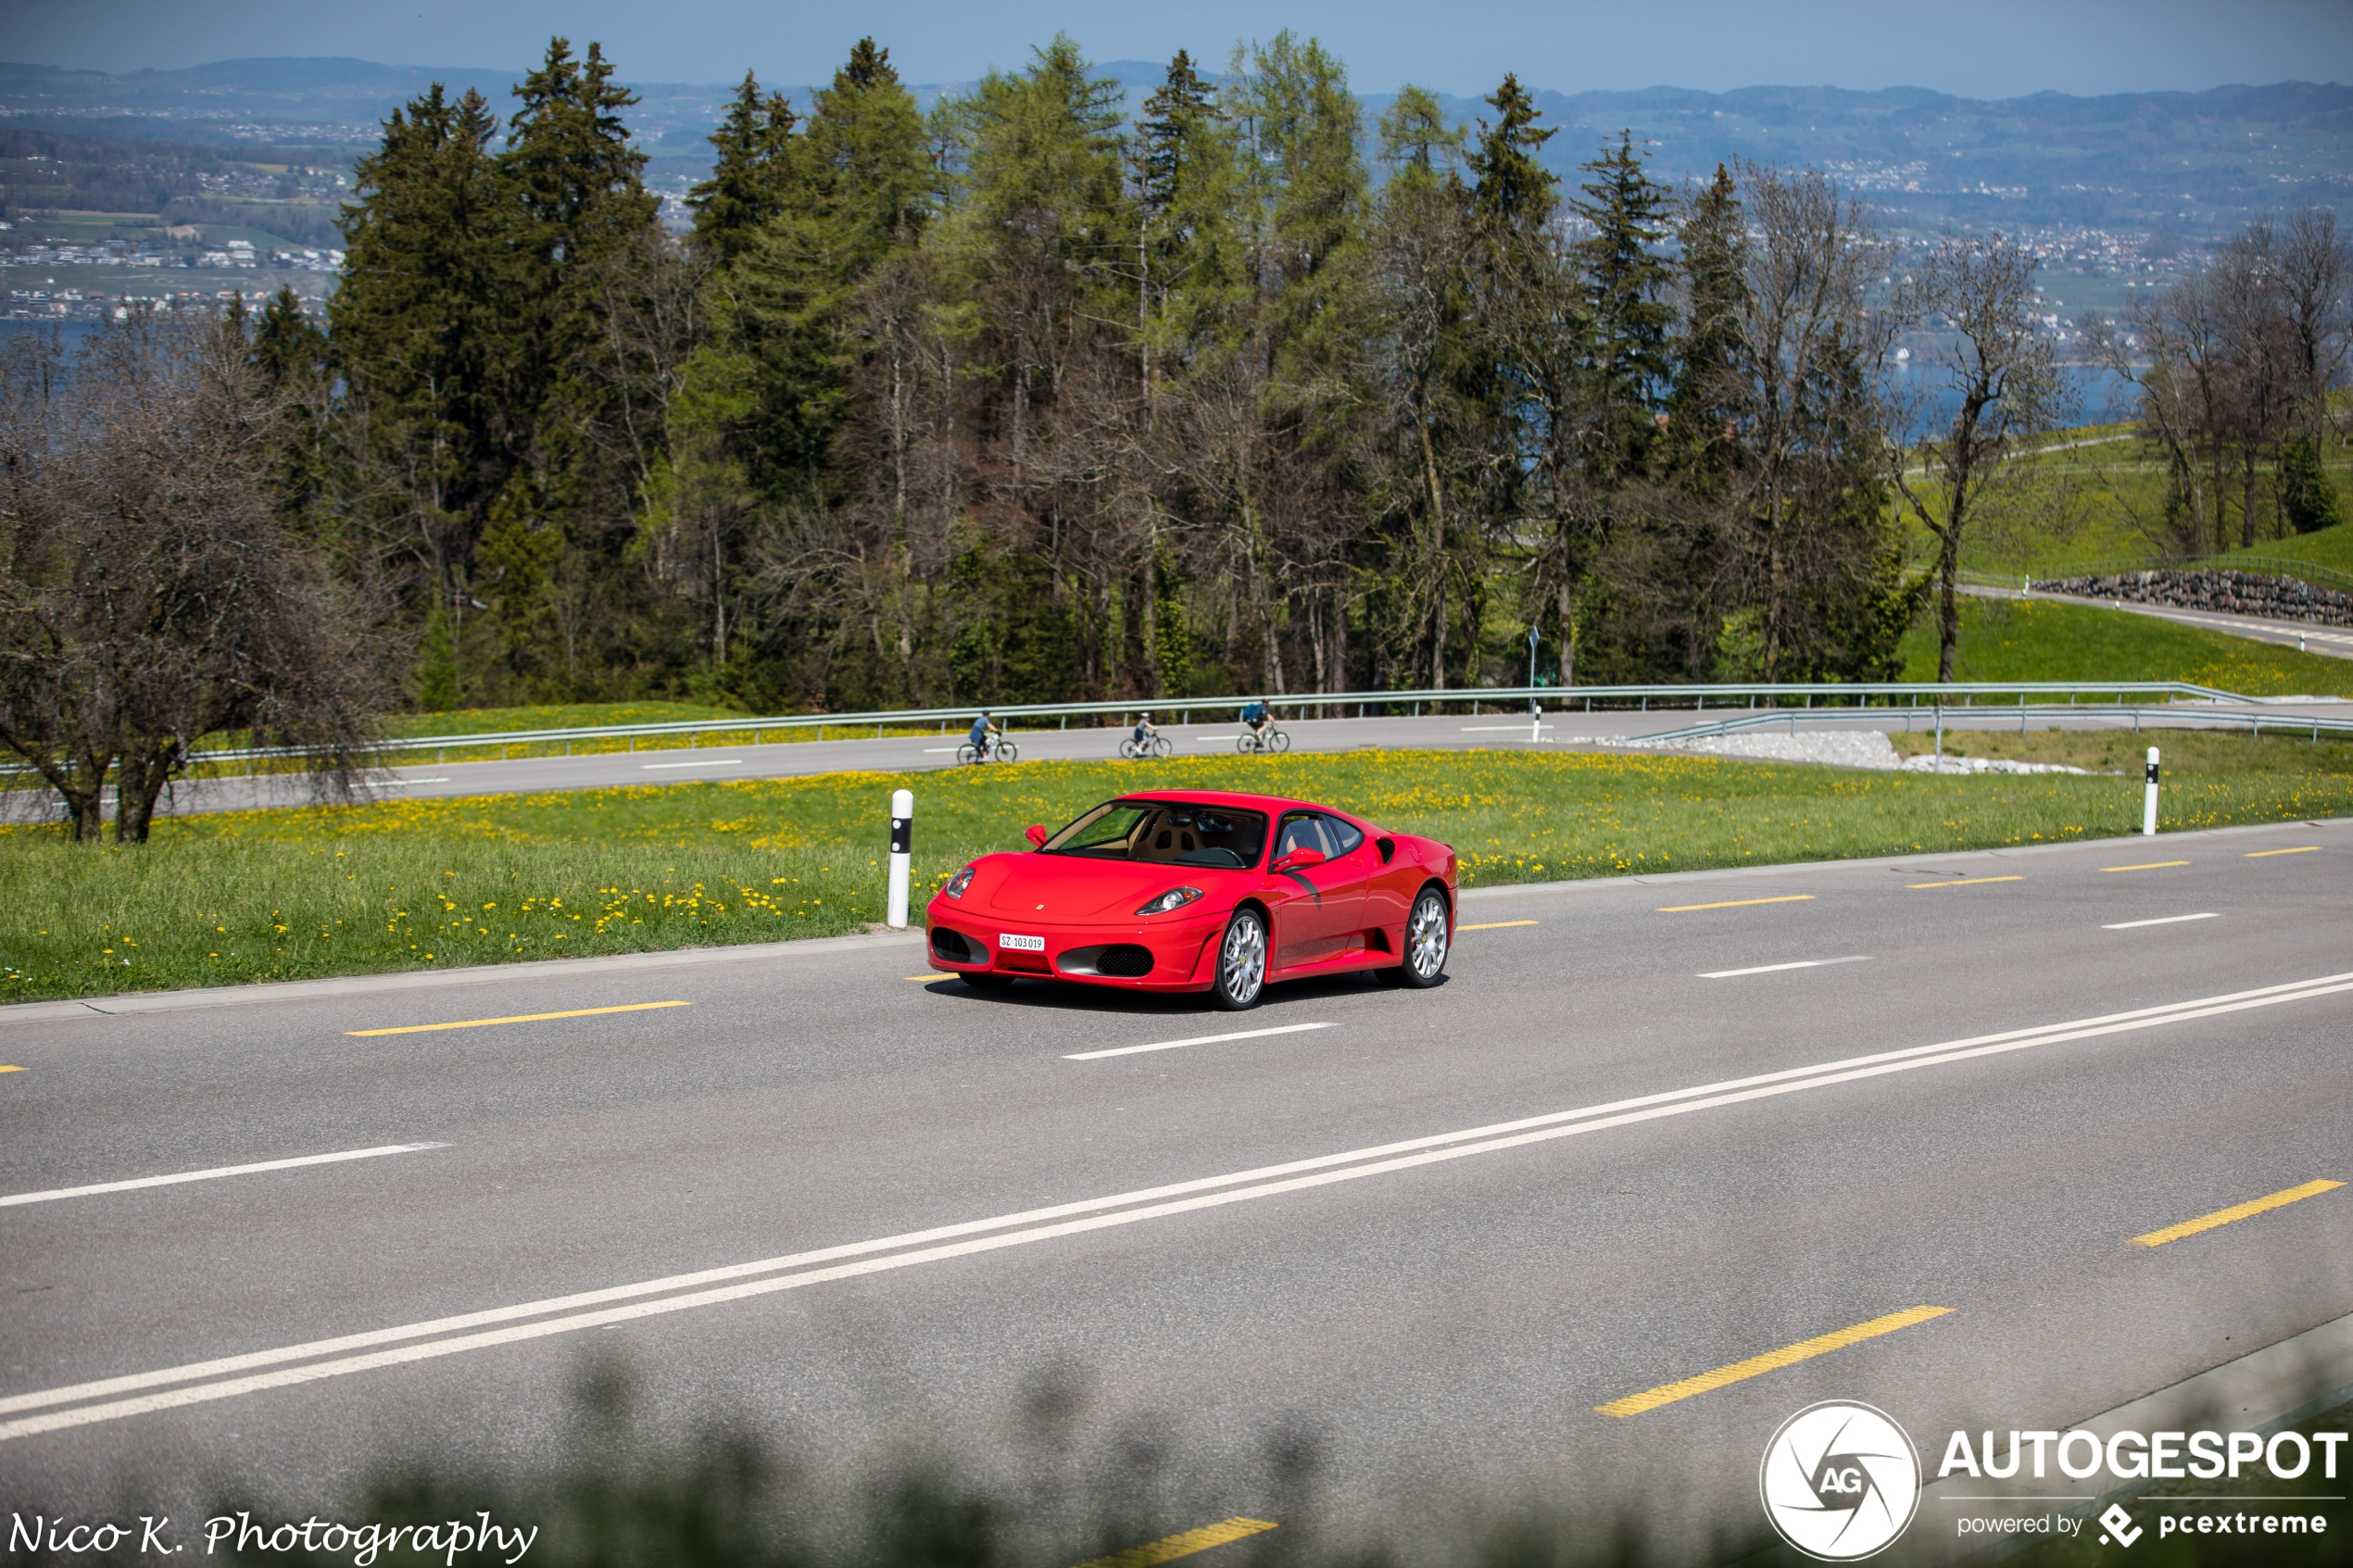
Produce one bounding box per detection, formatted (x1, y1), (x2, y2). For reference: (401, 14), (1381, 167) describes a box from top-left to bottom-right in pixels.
(4, 819), (2348, 1556)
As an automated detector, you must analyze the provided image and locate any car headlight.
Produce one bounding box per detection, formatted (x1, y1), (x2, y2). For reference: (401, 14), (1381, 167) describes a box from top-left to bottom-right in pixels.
(1134, 886), (1203, 917)
(943, 866), (977, 900)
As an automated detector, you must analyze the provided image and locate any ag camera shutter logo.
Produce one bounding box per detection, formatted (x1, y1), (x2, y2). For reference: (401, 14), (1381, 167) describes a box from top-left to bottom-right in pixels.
(1760, 1401), (1922, 1561)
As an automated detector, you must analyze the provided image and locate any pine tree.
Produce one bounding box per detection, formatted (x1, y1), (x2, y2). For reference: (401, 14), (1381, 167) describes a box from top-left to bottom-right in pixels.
(1571, 131), (1675, 481)
(331, 82), (510, 647)
(703, 37), (931, 502)
(248, 286), (338, 540)
(690, 71), (801, 268)
(804, 38), (931, 268)
(1467, 74), (1555, 230)
(1136, 52), (1215, 220)
(1667, 164), (1749, 487)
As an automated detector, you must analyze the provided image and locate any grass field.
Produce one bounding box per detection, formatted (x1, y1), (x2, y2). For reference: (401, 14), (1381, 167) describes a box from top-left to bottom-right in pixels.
(1914, 423), (2353, 581)
(1898, 596), (2353, 695)
(6, 743), (2347, 1003)
(2217, 518), (2353, 578)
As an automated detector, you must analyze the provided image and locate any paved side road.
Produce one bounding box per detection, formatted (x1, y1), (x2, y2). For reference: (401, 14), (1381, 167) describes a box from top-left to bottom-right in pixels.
(145, 692), (2353, 815)
(2, 818), (2347, 1556)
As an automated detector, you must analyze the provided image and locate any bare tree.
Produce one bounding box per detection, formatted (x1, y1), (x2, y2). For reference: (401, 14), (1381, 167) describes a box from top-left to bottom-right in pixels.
(1892, 232), (2072, 683)
(1733, 163), (1894, 680)
(2275, 207), (2353, 444)
(0, 315), (396, 842)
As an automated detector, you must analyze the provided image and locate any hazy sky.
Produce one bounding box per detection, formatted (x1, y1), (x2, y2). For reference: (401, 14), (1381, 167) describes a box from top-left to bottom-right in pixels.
(12, 0), (2353, 98)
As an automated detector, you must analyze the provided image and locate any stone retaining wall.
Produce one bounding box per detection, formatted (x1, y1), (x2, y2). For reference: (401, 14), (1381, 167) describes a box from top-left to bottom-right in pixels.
(2031, 569), (2353, 628)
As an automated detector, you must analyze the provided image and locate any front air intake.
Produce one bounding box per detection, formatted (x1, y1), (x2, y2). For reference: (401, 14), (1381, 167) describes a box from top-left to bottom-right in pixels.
(930, 927), (984, 964)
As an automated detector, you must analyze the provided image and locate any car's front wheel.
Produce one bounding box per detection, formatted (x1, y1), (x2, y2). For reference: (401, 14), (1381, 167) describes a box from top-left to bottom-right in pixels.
(1210, 907), (1268, 1010)
(1390, 886), (1450, 989)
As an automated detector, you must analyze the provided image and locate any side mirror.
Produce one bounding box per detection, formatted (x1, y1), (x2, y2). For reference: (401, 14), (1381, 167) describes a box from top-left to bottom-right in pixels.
(1025, 824), (1050, 849)
(1272, 846), (1326, 873)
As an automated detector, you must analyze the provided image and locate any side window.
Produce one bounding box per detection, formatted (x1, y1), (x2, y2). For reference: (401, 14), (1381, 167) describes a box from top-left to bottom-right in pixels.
(1276, 813), (1327, 859)
(1320, 814), (1365, 856)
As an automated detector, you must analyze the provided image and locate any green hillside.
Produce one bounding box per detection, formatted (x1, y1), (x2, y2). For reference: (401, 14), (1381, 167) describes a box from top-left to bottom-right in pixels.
(1901, 597), (2353, 696)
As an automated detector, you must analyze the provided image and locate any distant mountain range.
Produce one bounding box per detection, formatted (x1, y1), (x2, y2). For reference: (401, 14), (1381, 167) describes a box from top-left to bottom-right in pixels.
(4, 56), (2347, 240)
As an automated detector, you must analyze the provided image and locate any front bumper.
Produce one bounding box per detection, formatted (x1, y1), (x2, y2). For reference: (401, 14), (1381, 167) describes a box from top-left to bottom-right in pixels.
(923, 906), (1226, 991)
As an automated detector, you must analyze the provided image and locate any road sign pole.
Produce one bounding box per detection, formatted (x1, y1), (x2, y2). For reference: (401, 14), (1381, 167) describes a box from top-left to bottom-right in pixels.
(887, 788), (914, 928)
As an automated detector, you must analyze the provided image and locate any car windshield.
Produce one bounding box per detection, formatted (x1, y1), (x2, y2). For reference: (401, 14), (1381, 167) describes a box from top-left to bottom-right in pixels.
(1039, 800), (1269, 870)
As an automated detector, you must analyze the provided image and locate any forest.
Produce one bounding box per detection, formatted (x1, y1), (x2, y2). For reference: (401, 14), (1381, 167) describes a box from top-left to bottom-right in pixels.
(31, 35), (2353, 716)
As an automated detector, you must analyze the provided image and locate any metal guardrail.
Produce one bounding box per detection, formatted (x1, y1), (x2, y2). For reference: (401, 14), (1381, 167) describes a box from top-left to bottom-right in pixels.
(1631, 702), (2353, 746)
(160, 679), (2264, 768)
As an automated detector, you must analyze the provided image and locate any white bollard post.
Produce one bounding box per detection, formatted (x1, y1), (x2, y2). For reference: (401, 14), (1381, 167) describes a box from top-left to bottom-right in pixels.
(887, 787), (913, 928)
(2142, 747), (2160, 836)
(1529, 702), (1541, 745)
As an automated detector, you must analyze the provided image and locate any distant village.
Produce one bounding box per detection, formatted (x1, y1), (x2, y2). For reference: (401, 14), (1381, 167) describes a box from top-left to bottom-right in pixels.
(0, 224), (339, 322)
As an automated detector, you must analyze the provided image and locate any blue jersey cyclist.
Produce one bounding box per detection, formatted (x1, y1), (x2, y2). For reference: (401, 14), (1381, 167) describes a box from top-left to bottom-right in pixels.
(968, 710), (1000, 760)
(1240, 698), (1271, 739)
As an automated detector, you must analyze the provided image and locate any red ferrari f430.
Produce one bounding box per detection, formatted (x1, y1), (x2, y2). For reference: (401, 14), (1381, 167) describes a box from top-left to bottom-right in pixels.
(925, 790), (1458, 1009)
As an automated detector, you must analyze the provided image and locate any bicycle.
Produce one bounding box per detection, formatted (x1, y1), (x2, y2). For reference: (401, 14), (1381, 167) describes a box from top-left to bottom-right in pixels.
(1118, 734), (1173, 760)
(1234, 727), (1290, 755)
(955, 737), (1021, 765)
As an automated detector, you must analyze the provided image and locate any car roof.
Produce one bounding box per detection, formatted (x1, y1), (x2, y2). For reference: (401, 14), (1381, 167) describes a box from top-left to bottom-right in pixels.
(1111, 789), (1321, 814)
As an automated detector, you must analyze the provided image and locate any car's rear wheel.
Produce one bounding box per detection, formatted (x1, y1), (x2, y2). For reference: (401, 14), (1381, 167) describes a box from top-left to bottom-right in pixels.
(1393, 887), (1450, 988)
(1210, 907), (1268, 1010)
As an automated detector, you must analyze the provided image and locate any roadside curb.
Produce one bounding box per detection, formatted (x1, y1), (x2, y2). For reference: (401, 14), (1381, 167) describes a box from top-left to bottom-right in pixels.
(1456, 814), (2352, 904)
(0, 927), (925, 1024)
(5, 815), (2341, 1025)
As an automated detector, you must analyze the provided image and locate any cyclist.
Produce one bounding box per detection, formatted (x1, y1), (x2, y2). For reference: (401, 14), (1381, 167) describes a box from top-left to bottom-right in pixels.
(967, 709), (1000, 763)
(1240, 697), (1272, 746)
(1130, 711), (1158, 753)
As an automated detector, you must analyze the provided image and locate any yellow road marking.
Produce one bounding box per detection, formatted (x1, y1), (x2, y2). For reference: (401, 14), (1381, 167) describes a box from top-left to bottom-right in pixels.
(1459, 920), (1540, 931)
(2130, 1180), (2344, 1248)
(2102, 861), (2190, 872)
(908, 974), (943, 981)
(346, 1001), (692, 1036)
(1595, 1306), (1953, 1418)
(1908, 875), (2022, 888)
(1656, 895), (1815, 913)
(1074, 1519), (1278, 1568)
(0, 1066), (19, 1073)
(2245, 847), (2320, 858)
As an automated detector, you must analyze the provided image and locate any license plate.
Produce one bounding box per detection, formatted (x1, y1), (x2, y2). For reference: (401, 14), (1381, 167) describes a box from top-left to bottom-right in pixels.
(998, 933), (1046, 951)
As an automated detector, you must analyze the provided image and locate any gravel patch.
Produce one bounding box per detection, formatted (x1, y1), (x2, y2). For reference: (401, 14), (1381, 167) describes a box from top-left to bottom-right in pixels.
(1560, 728), (2095, 774)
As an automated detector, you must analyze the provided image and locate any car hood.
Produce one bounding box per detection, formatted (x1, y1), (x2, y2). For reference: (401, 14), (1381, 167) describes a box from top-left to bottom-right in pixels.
(966, 851), (1240, 921)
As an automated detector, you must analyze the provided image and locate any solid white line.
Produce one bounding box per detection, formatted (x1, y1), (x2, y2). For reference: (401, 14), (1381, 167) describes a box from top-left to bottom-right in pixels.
(11, 971), (2353, 1439)
(2104, 913), (2221, 930)
(1460, 724), (1554, 732)
(638, 759), (742, 771)
(1699, 956), (1871, 979)
(922, 746), (960, 753)
(0, 1144), (448, 1208)
(1065, 1022), (1336, 1060)
(378, 778), (451, 786)
(1193, 734), (1239, 741)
